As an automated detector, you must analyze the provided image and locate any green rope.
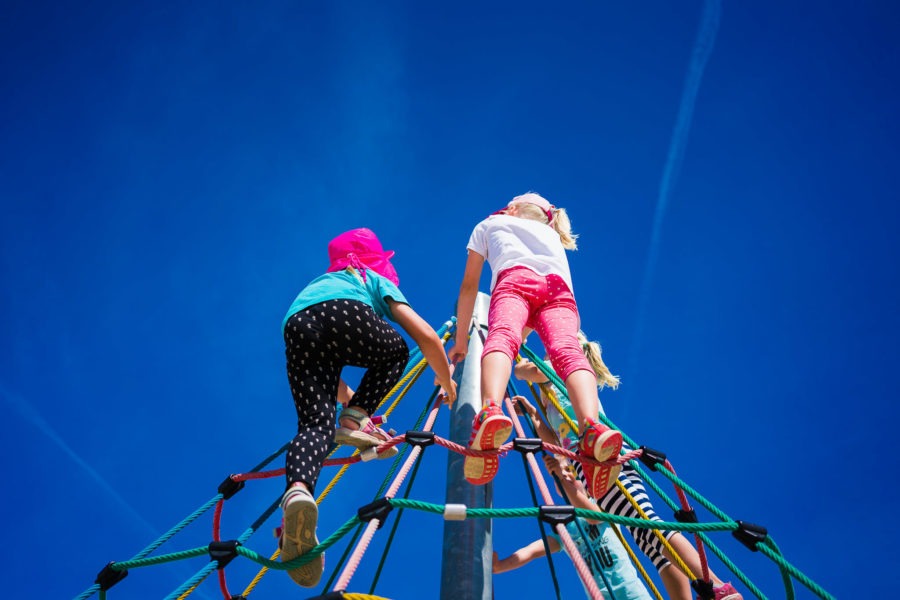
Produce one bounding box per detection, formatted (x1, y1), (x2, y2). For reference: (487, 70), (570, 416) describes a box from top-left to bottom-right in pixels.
(111, 547), (208, 570)
(250, 515), (362, 570)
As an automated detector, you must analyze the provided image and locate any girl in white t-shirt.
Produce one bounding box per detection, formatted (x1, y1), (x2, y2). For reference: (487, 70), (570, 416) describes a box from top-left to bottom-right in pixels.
(448, 192), (623, 499)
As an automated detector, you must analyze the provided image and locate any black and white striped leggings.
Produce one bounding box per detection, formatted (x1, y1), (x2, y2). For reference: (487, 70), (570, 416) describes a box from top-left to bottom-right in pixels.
(283, 299), (409, 492)
(574, 459), (675, 572)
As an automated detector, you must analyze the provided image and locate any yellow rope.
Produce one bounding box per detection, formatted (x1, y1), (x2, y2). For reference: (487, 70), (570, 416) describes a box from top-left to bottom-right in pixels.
(240, 547), (280, 597)
(175, 576), (209, 600)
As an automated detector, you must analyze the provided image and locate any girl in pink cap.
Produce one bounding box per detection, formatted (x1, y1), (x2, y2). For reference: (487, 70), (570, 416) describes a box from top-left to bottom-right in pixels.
(278, 228), (457, 588)
(448, 193), (622, 499)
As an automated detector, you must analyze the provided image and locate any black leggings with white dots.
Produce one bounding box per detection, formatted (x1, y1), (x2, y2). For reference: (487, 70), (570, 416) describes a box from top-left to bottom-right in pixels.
(283, 299), (409, 492)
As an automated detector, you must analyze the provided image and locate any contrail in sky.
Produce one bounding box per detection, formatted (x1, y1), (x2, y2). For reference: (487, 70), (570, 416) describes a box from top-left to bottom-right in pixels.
(0, 383), (162, 537)
(626, 0), (723, 397)
(1, 383), (217, 598)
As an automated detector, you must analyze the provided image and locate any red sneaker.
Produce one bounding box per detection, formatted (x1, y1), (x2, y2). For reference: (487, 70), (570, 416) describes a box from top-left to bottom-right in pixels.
(578, 420), (623, 498)
(464, 401), (512, 485)
(699, 582), (742, 600)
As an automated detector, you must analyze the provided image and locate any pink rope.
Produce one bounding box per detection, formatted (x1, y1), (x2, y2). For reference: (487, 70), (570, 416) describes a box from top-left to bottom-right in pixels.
(502, 396), (604, 600)
(333, 398), (444, 591)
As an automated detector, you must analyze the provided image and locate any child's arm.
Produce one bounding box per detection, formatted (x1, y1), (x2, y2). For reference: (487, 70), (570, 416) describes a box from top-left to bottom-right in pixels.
(513, 359), (550, 384)
(448, 250), (485, 363)
(541, 454), (603, 524)
(492, 538), (561, 574)
(389, 301), (458, 405)
(513, 395), (557, 445)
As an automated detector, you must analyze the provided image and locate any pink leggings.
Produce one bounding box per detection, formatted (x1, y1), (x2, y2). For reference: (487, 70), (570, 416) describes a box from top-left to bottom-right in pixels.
(483, 267), (592, 382)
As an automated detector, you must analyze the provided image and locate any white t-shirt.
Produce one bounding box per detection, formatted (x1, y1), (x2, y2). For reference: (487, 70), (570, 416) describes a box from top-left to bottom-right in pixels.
(466, 214), (574, 293)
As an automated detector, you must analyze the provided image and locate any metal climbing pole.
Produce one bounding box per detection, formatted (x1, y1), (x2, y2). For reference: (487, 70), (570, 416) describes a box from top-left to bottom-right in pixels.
(440, 292), (492, 600)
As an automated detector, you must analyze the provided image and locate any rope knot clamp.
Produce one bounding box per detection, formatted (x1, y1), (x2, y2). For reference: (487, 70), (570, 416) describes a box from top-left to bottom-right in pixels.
(513, 437), (543, 454)
(638, 446), (667, 471)
(306, 593), (345, 599)
(357, 497), (393, 528)
(674, 508), (698, 523)
(209, 540), (241, 569)
(691, 578), (716, 600)
(404, 430), (435, 448)
(538, 505), (576, 527)
(95, 561), (128, 591)
(732, 520), (768, 551)
(218, 475), (245, 500)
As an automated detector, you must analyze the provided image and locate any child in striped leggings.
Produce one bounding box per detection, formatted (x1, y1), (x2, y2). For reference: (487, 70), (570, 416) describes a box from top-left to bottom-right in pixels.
(513, 334), (742, 600)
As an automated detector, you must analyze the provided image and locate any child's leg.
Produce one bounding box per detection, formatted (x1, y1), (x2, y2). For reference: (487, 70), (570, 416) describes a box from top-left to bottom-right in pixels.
(333, 304), (409, 457)
(533, 288), (621, 497)
(335, 300), (409, 414)
(531, 289), (597, 427)
(284, 309), (343, 493)
(482, 274), (532, 404)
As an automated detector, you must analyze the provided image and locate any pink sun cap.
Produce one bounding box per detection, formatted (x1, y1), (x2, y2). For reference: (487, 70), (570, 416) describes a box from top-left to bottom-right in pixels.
(326, 228), (400, 286)
(508, 193), (556, 223)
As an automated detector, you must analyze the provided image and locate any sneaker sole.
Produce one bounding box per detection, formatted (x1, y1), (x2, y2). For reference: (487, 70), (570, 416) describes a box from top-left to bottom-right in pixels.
(281, 495), (323, 587)
(586, 429), (623, 463)
(464, 414), (512, 485)
(585, 462), (622, 499)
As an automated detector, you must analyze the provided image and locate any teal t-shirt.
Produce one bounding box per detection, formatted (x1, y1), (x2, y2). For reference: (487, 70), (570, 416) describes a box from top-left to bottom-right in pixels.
(550, 518), (652, 600)
(282, 269), (409, 330)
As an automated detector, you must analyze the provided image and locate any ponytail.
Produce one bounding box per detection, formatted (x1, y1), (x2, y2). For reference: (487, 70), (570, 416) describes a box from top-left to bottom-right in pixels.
(578, 331), (620, 390)
(551, 207), (578, 250)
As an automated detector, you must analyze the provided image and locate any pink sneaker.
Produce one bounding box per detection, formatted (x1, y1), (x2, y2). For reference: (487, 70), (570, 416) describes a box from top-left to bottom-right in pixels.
(698, 582), (743, 600)
(464, 401), (512, 485)
(578, 419), (623, 498)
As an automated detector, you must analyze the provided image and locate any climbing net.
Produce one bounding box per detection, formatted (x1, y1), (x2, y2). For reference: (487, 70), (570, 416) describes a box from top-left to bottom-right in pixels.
(75, 318), (834, 600)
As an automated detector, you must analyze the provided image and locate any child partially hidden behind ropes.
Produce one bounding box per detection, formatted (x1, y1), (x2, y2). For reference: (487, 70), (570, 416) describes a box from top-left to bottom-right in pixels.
(278, 228), (457, 587)
(511, 333), (742, 600)
(494, 449), (654, 600)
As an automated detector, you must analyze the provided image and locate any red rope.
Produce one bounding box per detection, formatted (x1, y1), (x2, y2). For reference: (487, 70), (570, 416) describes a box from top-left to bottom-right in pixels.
(663, 459), (711, 584)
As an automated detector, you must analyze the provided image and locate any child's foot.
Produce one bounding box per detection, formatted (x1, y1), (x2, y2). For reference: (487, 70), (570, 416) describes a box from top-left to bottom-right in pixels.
(698, 582), (743, 600)
(578, 420), (623, 498)
(464, 401), (512, 485)
(334, 408), (399, 459)
(280, 485), (323, 587)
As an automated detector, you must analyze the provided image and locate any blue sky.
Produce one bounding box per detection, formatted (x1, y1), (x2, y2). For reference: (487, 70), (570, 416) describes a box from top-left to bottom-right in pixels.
(2, 1), (898, 598)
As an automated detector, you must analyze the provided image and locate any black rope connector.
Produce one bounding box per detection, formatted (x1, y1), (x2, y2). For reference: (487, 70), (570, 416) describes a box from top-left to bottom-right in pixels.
(691, 578), (716, 600)
(513, 437), (543, 455)
(306, 592), (345, 600)
(732, 520), (768, 551)
(95, 561), (128, 591)
(538, 505), (576, 527)
(674, 508), (698, 523)
(637, 446), (667, 471)
(357, 497), (393, 528)
(218, 475), (245, 500)
(404, 430), (435, 448)
(209, 540), (241, 569)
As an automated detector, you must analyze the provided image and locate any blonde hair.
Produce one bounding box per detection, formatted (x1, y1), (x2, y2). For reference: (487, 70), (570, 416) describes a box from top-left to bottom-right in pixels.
(511, 193), (579, 250)
(577, 331), (620, 390)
